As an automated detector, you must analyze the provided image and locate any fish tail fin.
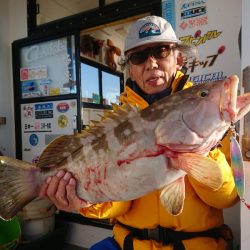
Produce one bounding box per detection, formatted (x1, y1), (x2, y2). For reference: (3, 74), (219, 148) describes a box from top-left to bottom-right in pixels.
(0, 156), (39, 221)
(174, 153), (223, 190)
(160, 177), (185, 216)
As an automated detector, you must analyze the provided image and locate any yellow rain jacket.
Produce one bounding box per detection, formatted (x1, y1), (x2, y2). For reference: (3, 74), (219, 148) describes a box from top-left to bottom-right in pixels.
(79, 71), (238, 250)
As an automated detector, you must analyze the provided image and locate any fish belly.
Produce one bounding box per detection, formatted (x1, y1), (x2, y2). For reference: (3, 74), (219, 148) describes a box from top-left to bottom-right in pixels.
(75, 154), (184, 203)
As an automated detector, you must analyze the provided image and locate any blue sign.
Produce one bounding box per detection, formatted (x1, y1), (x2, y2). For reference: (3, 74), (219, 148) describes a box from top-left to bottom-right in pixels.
(29, 134), (39, 146)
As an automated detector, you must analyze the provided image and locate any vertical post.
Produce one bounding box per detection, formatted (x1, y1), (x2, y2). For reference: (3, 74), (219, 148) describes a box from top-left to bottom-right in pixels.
(99, 0), (105, 9)
(27, 0), (37, 36)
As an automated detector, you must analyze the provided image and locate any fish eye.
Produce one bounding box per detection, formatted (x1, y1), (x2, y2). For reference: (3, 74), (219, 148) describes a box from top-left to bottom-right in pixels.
(197, 89), (209, 98)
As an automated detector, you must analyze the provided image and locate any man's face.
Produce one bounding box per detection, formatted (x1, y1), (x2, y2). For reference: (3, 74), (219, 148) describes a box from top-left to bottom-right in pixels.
(126, 42), (183, 94)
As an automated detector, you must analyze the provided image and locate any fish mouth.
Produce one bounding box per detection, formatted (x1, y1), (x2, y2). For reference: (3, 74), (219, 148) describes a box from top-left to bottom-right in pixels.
(162, 138), (219, 155)
(190, 138), (219, 154)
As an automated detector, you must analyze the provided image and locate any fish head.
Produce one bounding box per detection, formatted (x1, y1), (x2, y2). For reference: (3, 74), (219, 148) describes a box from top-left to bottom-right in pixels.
(154, 75), (250, 154)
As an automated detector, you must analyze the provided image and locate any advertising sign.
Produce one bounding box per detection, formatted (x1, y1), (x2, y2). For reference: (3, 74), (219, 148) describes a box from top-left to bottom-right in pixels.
(162, 0), (243, 248)
(162, 0), (241, 84)
(21, 99), (77, 163)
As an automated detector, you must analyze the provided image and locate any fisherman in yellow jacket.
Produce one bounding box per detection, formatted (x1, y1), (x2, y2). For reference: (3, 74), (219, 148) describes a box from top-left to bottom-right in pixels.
(40, 16), (238, 250)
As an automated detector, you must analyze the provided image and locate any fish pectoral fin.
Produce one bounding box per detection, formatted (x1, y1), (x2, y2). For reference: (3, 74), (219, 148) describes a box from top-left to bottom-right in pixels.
(176, 153), (223, 190)
(160, 177), (185, 216)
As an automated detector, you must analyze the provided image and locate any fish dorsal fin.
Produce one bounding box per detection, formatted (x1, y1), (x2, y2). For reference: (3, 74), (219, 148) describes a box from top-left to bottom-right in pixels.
(160, 177), (185, 216)
(91, 103), (140, 123)
(173, 153), (223, 190)
(37, 103), (139, 169)
(84, 103), (140, 135)
(37, 134), (85, 168)
(109, 103), (140, 118)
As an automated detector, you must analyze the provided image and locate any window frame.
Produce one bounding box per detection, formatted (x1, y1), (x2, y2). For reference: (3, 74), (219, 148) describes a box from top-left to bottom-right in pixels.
(80, 56), (124, 110)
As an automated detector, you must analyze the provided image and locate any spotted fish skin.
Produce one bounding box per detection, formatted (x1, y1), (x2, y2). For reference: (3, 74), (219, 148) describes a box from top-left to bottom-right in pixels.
(58, 80), (226, 202)
(1, 75), (250, 220)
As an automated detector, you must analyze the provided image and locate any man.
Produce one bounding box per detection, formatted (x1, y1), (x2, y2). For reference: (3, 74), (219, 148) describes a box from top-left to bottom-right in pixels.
(40, 16), (238, 250)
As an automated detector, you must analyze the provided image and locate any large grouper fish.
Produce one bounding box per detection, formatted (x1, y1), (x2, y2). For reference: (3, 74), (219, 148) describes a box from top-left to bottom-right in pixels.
(1, 75), (250, 221)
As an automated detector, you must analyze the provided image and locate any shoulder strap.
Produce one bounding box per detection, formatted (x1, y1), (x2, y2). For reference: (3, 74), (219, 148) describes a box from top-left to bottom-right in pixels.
(117, 221), (233, 250)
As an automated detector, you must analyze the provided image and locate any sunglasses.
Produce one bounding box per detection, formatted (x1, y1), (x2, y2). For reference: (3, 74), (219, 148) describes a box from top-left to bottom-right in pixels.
(126, 45), (175, 65)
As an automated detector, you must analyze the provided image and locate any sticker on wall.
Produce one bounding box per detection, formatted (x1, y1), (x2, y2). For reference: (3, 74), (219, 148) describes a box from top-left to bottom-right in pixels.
(20, 68), (29, 81)
(181, 6), (207, 20)
(20, 65), (47, 81)
(23, 105), (34, 118)
(29, 134), (39, 146)
(23, 148), (31, 152)
(49, 87), (61, 96)
(24, 123), (35, 131)
(189, 71), (227, 85)
(58, 115), (68, 128)
(35, 102), (53, 119)
(22, 91), (41, 99)
(57, 102), (69, 113)
(179, 29), (222, 46)
(183, 46), (226, 73)
(180, 0), (207, 11)
(34, 121), (40, 130)
(22, 81), (37, 93)
(24, 122), (52, 133)
(41, 122), (52, 131)
(179, 16), (208, 30)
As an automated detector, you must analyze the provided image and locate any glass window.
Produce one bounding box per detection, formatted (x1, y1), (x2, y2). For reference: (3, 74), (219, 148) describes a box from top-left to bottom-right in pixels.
(102, 72), (120, 105)
(20, 35), (76, 99)
(80, 60), (123, 107)
(81, 63), (100, 104)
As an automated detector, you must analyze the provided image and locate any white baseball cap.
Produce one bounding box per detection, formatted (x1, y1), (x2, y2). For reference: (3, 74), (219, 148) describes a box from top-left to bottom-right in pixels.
(124, 15), (180, 52)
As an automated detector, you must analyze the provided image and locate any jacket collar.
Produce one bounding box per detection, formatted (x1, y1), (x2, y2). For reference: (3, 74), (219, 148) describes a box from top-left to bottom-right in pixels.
(120, 70), (189, 110)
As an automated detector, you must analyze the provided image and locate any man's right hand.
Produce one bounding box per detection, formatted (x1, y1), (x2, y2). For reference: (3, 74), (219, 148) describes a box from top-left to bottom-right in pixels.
(39, 170), (92, 212)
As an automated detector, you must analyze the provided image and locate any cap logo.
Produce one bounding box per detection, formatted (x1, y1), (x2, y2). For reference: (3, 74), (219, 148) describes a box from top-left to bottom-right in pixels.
(139, 22), (161, 39)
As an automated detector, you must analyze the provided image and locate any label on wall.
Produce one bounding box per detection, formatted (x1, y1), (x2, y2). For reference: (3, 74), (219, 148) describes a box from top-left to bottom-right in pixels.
(21, 99), (77, 163)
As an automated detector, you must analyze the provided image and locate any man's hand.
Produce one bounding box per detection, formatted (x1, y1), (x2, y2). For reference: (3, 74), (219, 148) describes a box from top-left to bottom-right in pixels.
(39, 170), (92, 212)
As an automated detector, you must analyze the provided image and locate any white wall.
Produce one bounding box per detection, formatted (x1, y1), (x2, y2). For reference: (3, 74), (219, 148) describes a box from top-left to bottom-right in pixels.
(0, 0), (27, 157)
